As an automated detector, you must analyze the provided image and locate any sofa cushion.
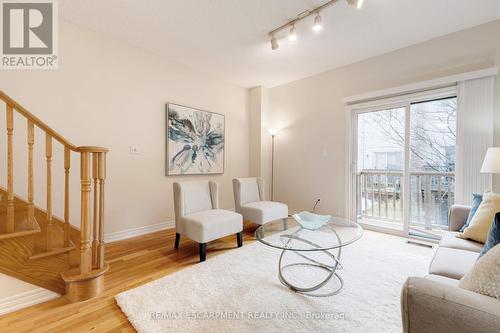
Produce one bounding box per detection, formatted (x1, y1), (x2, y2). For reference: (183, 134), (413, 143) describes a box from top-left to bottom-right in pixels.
(429, 247), (479, 280)
(183, 209), (243, 243)
(480, 212), (500, 257)
(460, 244), (500, 299)
(241, 201), (288, 225)
(440, 232), (484, 253)
(449, 205), (472, 232)
(458, 191), (500, 244)
(425, 274), (460, 287)
(460, 193), (483, 232)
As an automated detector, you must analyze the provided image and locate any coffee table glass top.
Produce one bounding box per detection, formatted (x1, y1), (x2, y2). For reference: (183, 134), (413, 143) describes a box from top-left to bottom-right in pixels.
(255, 216), (363, 251)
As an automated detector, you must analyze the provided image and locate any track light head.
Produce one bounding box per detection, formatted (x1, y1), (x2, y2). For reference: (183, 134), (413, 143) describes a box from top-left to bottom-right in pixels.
(312, 13), (322, 32)
(347, 0), (364, 9)
(270, 36), (279, 50)
(288, 25), (297, 42)
(268, 0), (359, 48)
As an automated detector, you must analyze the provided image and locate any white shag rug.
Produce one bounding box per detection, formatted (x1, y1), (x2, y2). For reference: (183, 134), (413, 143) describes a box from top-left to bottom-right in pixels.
(116, 230), (433, 333)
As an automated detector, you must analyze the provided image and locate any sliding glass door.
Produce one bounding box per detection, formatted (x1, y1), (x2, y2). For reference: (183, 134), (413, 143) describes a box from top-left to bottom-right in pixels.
(408, 98), (457, 239)
(352, 92), (457, 240)
(356, 107), (406, 232)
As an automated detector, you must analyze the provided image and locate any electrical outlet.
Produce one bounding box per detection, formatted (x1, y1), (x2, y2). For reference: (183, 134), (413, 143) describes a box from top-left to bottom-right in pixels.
(129, 145), (140, 154)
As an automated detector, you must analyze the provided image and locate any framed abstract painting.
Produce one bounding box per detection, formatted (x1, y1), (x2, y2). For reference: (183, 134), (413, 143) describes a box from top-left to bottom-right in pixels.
(166, 103), (225, 175)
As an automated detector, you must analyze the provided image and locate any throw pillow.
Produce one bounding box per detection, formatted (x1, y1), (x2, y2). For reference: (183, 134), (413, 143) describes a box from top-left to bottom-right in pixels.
(479, 212), (500, 257)
(460, 193), (483, 232)
(458, 191), (500, 243)
(459, 243), (500, 299)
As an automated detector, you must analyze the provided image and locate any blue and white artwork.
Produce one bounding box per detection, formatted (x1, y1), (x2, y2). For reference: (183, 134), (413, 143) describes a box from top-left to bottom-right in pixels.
(166, 103), (225, 175)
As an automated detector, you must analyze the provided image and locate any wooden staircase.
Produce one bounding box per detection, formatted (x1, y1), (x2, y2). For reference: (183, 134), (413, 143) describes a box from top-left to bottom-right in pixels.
(0, 91), (109, 302)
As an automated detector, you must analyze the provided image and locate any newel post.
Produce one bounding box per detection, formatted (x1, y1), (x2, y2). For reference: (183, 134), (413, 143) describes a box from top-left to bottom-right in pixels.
(91, 153), (99, 266)
(62, 147), (109, 302)
(79, 151), (92, 274)
(97, 152), (106, 269)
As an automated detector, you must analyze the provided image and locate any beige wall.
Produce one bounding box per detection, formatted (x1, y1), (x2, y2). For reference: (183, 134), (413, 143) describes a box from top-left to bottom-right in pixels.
(0, 20), (249, 234)
(0, 273), (58, 313)
(267, 20), (500, 215)
(248, 87), (262, 177)
(248, 86), (272, 198)
(0, 274), (39, 299)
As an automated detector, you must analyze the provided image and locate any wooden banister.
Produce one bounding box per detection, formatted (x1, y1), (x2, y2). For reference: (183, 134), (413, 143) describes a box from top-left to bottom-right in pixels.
(27, 120), (35, 229)
(0, 91), (78, 151)
(64, 147), (70, 247)
(45, 133), (53, 251)
(76, 146), (109, 153)
(0, 92), (108, 154)
(1, 91), (109, 302)
(6, 104), (14, 233)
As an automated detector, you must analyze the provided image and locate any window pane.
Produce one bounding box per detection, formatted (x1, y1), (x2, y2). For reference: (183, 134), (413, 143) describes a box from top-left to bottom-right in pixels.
(357, 107), (405, 228)
(409, 97), (457, 235)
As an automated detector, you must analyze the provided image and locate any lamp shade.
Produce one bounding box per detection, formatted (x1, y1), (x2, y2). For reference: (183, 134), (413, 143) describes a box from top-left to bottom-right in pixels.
(480, 148), (500, 173)
(267, 128), (280, 136)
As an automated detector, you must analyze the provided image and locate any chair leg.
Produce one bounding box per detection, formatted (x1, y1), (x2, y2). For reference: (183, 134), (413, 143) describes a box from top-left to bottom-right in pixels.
(237, 231), (243, 248)
(199, 243), (206, 262)
(283, 217), (288, 230)
(174, 233), (180, 249)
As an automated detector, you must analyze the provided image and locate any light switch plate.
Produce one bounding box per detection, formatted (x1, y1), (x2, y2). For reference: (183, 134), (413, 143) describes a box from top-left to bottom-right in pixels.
(129, 145), (139, 154)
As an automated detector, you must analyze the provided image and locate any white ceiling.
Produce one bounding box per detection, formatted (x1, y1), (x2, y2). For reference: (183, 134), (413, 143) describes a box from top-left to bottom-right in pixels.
(60, 0), (500, 88)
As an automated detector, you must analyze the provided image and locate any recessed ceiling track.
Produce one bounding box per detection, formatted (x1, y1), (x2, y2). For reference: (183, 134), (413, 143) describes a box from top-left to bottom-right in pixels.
(268, 0), (364, 50)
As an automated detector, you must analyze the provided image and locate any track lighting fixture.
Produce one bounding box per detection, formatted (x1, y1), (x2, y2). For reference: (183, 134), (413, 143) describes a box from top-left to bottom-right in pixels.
(347, 0), (364, 9)
(288, 25), (297, 42)
(312, 13), (322, 32)
(268, 0), (365, 50)
(270, 35), (279, 50)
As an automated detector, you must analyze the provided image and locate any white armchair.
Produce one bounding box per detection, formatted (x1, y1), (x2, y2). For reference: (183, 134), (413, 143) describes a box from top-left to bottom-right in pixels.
(173, 180), (243, 262)
(232, 178), (288, 227)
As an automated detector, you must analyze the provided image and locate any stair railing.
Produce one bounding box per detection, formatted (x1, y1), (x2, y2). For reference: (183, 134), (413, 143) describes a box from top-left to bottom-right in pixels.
(1, 90), (108, 300)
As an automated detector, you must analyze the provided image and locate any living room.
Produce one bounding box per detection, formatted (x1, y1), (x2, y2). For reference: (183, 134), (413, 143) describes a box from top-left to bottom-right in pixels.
(0, 0), (499, 332)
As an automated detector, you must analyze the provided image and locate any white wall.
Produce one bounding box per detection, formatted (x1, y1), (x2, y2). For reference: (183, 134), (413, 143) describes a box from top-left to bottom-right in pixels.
(0, 20), (249, 234)
(267, 20), (500, 215)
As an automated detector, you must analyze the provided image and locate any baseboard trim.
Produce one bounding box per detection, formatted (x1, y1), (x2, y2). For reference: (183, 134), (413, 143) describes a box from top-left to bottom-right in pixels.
(104, 220), (175, 243)
(0, 288), (59, 316)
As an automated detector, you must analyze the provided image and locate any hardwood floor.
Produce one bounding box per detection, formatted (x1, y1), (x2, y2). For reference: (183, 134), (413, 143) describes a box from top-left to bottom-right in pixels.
(0, 223), (259, 332)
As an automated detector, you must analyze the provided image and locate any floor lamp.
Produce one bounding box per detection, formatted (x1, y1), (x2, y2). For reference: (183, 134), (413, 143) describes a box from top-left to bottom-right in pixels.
(480, 147), (500, 176)
(268, 128), (280, 201)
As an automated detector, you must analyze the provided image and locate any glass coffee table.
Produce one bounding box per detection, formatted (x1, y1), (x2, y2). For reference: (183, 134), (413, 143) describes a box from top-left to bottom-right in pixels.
(256, 215), (363, 297)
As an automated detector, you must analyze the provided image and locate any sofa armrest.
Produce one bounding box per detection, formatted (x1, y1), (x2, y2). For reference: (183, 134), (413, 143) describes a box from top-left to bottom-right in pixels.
(448, 205), (471, 232)
(401, 277), (500, 333)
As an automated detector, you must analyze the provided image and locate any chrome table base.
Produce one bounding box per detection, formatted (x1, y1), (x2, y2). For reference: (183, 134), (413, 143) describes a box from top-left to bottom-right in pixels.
(277, 231), (343, 297)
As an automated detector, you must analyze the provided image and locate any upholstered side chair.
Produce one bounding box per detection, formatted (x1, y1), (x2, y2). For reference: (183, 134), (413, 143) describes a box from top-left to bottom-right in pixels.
(232, 177), (288, 227)
(173, 180), (243, 262)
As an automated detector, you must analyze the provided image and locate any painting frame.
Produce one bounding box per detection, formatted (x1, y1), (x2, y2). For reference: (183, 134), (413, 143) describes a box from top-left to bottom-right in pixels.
(165, 103), (225, 176)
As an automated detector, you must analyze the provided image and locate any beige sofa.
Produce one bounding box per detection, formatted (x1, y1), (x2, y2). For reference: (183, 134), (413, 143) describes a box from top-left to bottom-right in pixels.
(401, 205), (500, 333)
